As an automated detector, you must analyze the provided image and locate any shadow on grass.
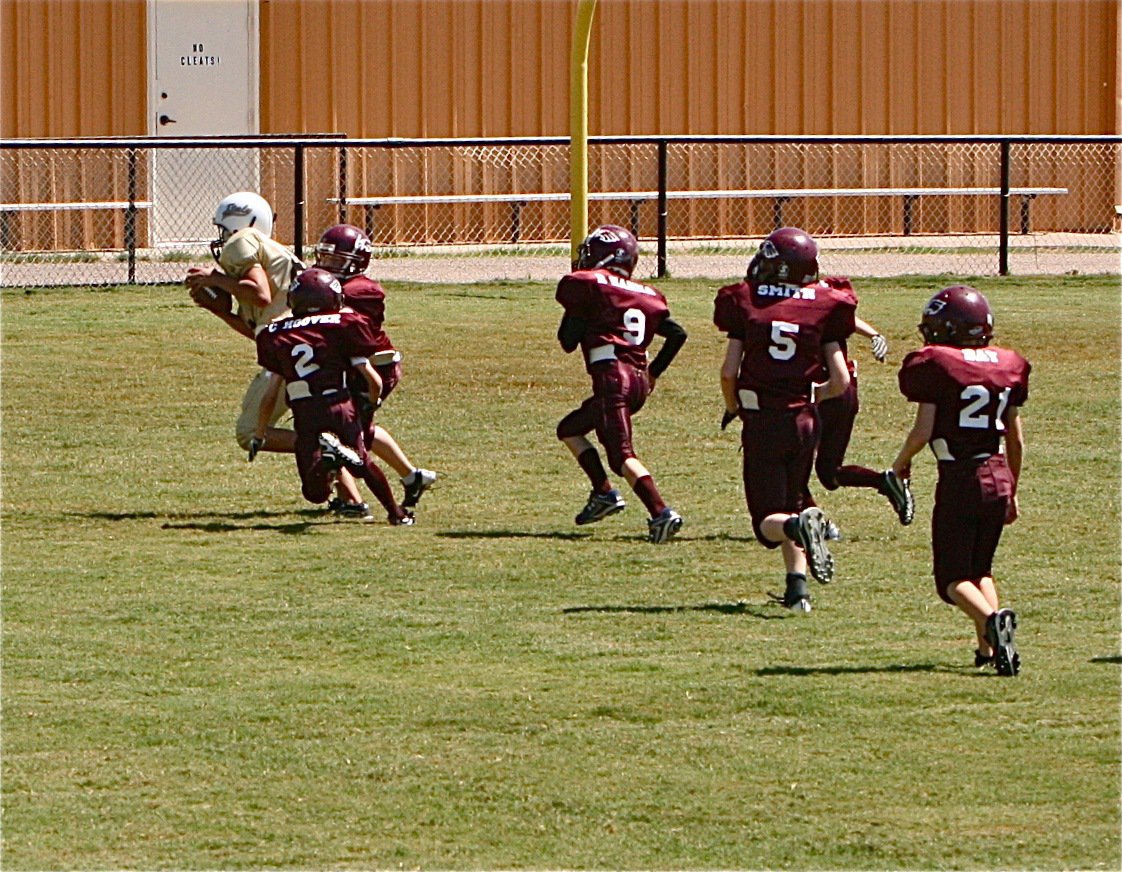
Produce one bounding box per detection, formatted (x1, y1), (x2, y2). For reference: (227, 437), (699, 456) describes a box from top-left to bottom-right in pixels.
(437, 529), (593, 541)
(563, 601), (787, 620)
(755, 663), (940, 676)
(81, 509), (324, 522)
(160, 520), (317, 534)
(1090, 655), (1122, 665)
(75, 509), (326, 534)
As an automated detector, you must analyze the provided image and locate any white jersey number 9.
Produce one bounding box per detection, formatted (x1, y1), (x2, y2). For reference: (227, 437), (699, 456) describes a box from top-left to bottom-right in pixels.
(622, 308), (647, 346)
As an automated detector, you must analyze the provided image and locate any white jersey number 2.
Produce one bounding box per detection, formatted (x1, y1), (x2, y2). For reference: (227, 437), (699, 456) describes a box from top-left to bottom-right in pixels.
(959, 384), (1011, 431)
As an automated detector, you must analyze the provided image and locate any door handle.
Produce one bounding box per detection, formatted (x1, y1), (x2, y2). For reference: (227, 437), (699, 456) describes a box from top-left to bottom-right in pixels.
(158, 114), (177, 126)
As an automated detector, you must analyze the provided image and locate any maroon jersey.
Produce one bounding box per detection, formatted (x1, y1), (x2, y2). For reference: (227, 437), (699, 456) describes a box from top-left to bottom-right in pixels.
(898, 344), (1030, 462)
(713, 278), (856, 410)
(556, 268), (670, 372)
(821, 277), (858, 377)
(341, 275), (396, 356)
(256, 308), (380, 402)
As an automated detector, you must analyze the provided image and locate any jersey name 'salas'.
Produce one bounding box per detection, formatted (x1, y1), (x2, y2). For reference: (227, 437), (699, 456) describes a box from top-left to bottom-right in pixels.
(593, 271), (658, 296)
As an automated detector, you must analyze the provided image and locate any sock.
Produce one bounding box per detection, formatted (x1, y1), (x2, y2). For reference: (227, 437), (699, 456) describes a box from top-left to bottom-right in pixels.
(577, 448), (612, 493)
(362, 463), (404, 518)
(631, 474), (667, 518)
(785, 572), (809, 599)
(835, 464), (884, 489)
(782, 515), (801, 542)
(401, 468), (418, 485)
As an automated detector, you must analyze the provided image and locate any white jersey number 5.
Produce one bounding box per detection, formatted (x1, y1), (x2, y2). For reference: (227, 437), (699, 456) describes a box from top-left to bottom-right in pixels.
(769, 321), (799, 361)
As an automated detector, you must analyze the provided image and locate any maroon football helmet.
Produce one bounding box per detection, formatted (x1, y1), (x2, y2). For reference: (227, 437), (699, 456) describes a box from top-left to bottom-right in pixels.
(577, 225), (640, 277)
(288, 267), (344, 317)
(919, 285), (995, 347)
(315, 223), (374, 278)
(747, 226), (819, 286)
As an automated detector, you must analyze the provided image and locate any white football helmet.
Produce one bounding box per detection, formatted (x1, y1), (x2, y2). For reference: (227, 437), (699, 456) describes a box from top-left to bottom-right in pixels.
(210, 191), (274, 260)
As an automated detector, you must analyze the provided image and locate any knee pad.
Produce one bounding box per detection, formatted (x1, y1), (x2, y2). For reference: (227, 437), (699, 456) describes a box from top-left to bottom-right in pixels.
(556, 417), (584, 441)
(235, 425), (255, 451)
(605, 449), (630, 477)
(302, 479), (331, 505)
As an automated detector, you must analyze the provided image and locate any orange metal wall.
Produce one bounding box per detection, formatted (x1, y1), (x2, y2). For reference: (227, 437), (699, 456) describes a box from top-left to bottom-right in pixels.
(3, 0), (1117, 140)
(0, 0), (146, 138)
(261, 0), (1119, 137)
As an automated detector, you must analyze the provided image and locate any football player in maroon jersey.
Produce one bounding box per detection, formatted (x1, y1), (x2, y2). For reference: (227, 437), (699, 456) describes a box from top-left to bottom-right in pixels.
(714, 227), (853, 611)
(891, 285), (1029, 675)
(812, 280), (915, 527)
(555, 225), (688, 543)
(252, 268), (414, 526)
(314, 224), (437, 510)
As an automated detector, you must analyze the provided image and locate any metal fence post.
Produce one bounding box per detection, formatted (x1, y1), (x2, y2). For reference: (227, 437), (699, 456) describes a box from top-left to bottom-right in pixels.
(338, 145), (348, 224)
(999, 141), (1011, 276)
(126, 147), (138, 284)
(657, 139), (668, 278)
(294, 144), (305, 261)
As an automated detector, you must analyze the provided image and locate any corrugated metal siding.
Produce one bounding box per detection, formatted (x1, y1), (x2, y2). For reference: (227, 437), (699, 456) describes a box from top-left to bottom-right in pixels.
(0, 0), (146, 138)
(1, 0), (1117, 249)
(3, 0), (1115, 139)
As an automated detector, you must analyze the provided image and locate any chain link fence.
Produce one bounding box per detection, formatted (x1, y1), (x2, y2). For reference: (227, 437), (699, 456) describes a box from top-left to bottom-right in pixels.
(2, 136), (1118, 288)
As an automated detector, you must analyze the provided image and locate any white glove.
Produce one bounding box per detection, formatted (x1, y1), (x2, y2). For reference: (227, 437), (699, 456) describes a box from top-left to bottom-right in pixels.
(870, 333), (888, 362)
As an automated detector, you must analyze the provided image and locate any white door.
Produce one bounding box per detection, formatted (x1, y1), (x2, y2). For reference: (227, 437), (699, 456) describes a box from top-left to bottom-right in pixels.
(148, 0), (259, 245)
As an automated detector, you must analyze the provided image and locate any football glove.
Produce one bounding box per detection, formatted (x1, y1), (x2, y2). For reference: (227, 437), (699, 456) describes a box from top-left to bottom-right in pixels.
(721, 409), (737, 431)
(870, 333), (889, 362)
(247, 436), (266, 462)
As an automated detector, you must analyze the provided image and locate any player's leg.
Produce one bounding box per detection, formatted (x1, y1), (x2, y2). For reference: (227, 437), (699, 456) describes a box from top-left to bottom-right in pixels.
(972, 460), (1019, 674)
(596, 365), (680, 543)
(559, 396), (625, 524)
(237, 369), (297, 453)
(746, 410), (831, 605)
(367, 424), (437, 508)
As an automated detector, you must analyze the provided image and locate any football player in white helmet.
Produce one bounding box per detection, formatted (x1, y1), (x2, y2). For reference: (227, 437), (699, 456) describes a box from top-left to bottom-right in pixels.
(184, 193), (369, 508)
(186, 191), (304, 455)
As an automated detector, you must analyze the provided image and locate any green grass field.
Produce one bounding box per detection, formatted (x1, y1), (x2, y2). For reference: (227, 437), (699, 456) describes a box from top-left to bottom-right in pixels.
(2, 273), (1119, 869)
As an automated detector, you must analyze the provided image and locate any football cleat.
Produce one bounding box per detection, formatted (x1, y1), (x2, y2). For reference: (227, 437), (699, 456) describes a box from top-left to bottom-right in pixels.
(882, 470), (915, 525)
(390, 510), (416, 526)
(318, 432), (364, 471)
(793, 507), (835, 584)
(333, 501), (375, 522)
(824, 520), (842, 542)
(767, 590), (812, 613)
(974, 649), (996, 669)
(985, 608), (1020, 676)
(575, 489), (627, 525)
(401, 469), (438, 509)
(647, 507), (683, 544)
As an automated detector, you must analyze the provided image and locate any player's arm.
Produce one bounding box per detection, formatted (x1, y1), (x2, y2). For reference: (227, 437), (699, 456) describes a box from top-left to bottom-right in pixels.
(187, 263), (259, 338)
(648, 317), (687, 381)
(854, 315), (888, 362)
(720, 338), (744, 415)
(1004, 406), (1024, 522)
(187, 263), (272, 308)
(891, 402), (935, 479)
(813, 341), (851, 403)
(356, 359), (384, 404)
(557, 313), (586, 353)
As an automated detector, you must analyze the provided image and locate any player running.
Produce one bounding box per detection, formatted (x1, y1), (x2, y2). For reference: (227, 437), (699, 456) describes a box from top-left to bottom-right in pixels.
(555, 225), (688, 544)
(891, 285), (1029, 675)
